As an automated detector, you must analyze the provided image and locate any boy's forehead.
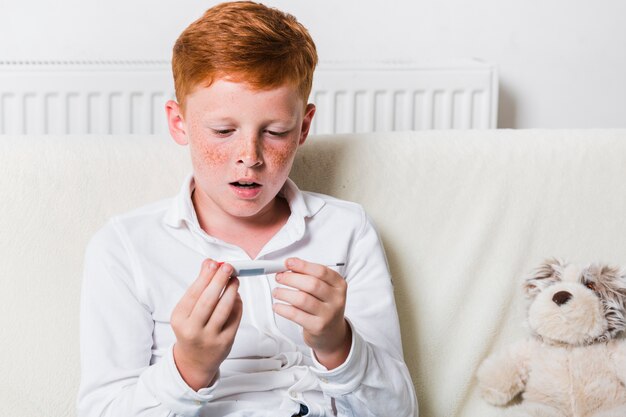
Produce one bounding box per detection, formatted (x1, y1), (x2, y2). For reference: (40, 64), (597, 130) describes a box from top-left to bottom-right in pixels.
(194, 76), (301, 97)
(184, 78), (306, 115)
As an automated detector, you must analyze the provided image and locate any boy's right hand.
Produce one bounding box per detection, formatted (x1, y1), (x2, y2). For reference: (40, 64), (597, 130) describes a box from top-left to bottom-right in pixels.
(171, 259), (243, 391)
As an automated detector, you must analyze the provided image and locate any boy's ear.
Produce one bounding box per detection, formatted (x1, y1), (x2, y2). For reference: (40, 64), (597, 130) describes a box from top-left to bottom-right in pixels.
(165, 100), (189, 146)
(299, 103), (316, 145)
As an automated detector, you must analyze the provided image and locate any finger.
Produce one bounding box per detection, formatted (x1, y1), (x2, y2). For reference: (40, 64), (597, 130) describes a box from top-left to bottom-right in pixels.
(273, 286), (324, 315)
(173, 259), (218, 318)
(273, 302), (318, 331)
(285, 257), (344, 287)
(189, 263), (234, 324)
(276, 271), (336, 303)
(207, 277), (241, 331)
(220, 293), (243, 339)
(209, 295), (243, 357)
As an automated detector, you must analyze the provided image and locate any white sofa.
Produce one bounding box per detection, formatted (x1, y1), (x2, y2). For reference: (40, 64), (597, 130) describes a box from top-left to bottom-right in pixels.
(2, 130), (626, 417)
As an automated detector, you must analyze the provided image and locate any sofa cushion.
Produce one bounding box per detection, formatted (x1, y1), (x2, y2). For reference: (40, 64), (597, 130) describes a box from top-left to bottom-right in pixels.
(2, 130), (626, 416)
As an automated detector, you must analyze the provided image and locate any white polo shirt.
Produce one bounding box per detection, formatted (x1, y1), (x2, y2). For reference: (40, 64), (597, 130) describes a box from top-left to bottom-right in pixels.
(78, 175), (417, 417)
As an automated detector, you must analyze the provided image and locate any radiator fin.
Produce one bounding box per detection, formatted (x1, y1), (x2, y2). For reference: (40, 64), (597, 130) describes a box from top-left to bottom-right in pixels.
(0, 61), (497, 134)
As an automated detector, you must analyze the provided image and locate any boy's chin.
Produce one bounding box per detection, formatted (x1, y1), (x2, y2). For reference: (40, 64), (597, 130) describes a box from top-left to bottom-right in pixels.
(225, 198), (281, 220)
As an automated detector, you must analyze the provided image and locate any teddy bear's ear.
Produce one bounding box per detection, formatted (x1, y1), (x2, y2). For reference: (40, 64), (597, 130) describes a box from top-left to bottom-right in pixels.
(523, 258), (564, 298)
(587, 263), (626, 306)
(586, 263), (626, 339)
(615, 270), (626, 307)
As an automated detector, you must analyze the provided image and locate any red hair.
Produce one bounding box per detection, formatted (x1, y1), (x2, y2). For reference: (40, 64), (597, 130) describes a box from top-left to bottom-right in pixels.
(172, 1), (318, 111)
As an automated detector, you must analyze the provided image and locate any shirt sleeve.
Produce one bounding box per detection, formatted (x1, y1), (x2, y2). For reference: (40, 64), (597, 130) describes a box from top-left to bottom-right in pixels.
(309, 210), (418, 417)
(77, 219), (218, 417)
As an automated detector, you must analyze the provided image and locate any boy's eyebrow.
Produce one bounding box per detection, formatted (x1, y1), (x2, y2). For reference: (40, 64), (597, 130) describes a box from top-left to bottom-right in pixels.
(265, 119), (299, 127)
(202, 116), (300, 126)
(202, 117), (237, 125)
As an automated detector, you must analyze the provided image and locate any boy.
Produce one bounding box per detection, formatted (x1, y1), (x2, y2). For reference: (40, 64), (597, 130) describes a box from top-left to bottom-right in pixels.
(78, 2), (417, 416)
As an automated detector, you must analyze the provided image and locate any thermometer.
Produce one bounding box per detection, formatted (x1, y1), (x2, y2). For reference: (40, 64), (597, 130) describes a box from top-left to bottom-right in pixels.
(219, 260), (345, 277)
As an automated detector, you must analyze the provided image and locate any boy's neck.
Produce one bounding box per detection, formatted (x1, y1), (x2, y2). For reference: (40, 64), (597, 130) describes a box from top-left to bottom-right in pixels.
(192, 192), (291, 259)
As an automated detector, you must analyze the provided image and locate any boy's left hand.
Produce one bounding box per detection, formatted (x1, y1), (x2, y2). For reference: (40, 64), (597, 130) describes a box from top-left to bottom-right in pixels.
(272, 257), (351, 370)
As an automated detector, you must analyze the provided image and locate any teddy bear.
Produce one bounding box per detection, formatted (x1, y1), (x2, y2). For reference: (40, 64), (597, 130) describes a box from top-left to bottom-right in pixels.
(476, 258), (626, 417)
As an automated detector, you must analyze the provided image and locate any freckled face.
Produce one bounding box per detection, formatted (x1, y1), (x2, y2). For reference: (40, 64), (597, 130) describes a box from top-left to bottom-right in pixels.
(175, 79), (314, 222)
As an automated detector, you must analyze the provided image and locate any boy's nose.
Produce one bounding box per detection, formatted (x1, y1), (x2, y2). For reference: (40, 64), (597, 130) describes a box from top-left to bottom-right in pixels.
(237, 136), (263, 168)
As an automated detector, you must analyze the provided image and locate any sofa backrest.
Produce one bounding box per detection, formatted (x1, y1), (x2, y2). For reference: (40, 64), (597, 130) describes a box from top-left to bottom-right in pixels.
(2, 130), (626, 417)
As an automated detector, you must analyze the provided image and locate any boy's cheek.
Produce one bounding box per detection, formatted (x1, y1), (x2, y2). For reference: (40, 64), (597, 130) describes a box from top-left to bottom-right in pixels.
(188, 133), (300, 169)
(264, 149), (292, 168)
(199, 144), (229, 165)
(188, 136), (230, 166)
(263, 140), (299, 168)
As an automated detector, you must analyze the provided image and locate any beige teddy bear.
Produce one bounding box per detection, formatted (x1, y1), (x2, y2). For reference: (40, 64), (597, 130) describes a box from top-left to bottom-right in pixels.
(476, 259), (626, 417)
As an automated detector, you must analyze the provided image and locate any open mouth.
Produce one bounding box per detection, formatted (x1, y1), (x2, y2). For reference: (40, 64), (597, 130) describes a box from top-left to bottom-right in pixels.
(230, 181), (261, 189)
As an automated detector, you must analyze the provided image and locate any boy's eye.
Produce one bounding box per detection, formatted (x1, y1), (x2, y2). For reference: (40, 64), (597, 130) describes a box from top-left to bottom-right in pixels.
(212, 129), (234, 137)
(265, 130), (288, 137)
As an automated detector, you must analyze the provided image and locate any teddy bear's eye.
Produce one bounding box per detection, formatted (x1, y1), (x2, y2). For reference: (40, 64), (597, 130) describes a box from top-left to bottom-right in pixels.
(585, 282), (596, 291)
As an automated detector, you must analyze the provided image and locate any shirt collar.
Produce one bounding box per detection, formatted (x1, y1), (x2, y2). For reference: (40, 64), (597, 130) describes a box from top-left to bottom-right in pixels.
(163, 174), (325, 231)
(163, 174), (196, 229)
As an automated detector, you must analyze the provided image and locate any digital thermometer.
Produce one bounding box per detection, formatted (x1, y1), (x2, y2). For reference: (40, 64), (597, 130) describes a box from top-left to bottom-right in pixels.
(220, 260), (345, 277)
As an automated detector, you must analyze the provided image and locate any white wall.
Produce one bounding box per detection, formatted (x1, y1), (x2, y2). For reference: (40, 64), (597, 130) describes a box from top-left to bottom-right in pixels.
(1, 0), (625, 128)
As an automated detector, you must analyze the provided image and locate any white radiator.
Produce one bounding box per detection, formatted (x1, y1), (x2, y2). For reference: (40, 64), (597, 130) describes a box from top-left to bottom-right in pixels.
(0, 60), (497, 135)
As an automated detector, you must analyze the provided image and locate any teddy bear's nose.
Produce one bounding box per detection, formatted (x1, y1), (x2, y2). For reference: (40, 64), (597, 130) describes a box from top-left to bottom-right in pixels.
(552, 291), (572, 306)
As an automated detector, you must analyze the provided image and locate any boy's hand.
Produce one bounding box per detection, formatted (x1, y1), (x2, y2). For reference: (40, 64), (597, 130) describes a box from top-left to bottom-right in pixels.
(272, 258), (351, 370)
(171, 260), (242, 391)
